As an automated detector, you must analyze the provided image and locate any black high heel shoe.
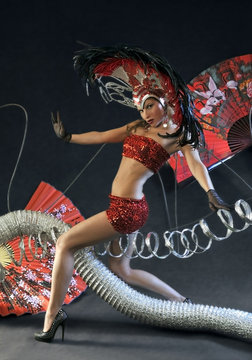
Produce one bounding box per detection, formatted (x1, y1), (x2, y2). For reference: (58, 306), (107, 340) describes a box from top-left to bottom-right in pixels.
(34, 309), (67, 343)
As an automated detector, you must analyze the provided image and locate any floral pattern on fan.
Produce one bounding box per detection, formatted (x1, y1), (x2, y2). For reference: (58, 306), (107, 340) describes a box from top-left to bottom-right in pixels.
(168, 54), (252, 183)
(0, 181), (87, 316)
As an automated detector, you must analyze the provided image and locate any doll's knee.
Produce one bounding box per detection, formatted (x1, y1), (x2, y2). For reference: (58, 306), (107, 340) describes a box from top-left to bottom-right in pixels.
(109, 260), (132, 281)
(55, 233), (73, 252)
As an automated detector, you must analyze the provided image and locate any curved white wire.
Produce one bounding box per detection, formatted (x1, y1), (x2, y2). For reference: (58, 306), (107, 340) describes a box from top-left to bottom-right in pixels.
(1, 104), (252, 261)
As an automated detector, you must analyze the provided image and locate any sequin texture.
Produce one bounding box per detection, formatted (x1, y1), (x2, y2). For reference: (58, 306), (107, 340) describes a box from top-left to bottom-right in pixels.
(122, 134), (170, 173)
(106, 194), (149, 234)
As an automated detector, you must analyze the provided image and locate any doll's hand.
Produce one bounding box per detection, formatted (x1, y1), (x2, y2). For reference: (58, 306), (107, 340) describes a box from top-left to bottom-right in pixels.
(207, 189), (233, 211)
(51, 111), (71, 142)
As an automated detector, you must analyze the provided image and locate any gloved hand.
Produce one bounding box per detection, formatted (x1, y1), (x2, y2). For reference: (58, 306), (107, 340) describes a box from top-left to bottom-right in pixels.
(51, 111), (72, 142)
(207, 189), (233, 211)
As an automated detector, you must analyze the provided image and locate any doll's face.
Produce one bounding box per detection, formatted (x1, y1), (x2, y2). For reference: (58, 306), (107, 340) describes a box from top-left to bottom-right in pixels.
(138, 98), (166, 127)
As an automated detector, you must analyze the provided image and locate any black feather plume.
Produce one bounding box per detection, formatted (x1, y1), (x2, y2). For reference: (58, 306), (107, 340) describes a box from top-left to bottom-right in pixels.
(73, 44), (205, 148)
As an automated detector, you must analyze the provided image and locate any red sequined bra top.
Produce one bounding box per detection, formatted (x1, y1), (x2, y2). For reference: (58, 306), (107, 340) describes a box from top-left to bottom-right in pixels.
(122, 134), (170, 173)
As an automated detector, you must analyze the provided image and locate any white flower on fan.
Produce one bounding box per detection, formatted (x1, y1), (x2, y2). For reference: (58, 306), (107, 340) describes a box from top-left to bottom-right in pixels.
(70, 277), (77, 286)
(42, 272), (51, 282)
(10, 287), (19, 298)
(59, 204), (67, 213)
(226, 80), (238, 89)
(41, 288), (51, 298)
(23, 294), (41, 307)
(24, 269), (37, 281)
(247, 81), (252, 98)
(194, 76), (226, 114)
(19, 279), (25, 288)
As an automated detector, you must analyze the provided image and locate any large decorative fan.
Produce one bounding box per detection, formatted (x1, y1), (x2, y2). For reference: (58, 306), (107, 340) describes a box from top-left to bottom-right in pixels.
(0, 181), (87, 316)
(168, 54), (252, 183)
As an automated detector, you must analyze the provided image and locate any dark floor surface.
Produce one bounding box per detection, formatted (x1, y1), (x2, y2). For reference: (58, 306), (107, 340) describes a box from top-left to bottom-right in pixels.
(1, 290), (252, 360)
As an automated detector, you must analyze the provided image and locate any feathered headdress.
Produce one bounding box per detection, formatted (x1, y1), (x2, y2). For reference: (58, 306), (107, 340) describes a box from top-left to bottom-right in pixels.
(73, 44), (204, 146)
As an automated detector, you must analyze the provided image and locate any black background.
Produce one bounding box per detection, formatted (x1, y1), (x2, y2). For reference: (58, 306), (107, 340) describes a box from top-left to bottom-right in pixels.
(0, 1), (252, 359)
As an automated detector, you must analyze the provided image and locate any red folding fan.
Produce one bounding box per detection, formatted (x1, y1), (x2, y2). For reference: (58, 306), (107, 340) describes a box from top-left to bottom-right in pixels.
(168, 54), (252, 182)
(0, 181), (87, 316)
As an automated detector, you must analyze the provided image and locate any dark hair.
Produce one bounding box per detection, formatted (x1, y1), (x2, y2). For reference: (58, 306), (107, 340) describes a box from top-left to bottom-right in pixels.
(128, 98), (204, 148)
(158, 118), (205, 148)
(157, 95), (205, 148)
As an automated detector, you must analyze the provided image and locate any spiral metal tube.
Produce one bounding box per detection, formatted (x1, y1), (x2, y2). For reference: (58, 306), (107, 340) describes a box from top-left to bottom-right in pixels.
(95, 199), (252, 259)
(0, 210), (252, 341)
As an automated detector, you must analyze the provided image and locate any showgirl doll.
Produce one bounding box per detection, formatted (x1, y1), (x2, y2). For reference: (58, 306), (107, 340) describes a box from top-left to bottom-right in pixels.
(34, 44), (231, 342)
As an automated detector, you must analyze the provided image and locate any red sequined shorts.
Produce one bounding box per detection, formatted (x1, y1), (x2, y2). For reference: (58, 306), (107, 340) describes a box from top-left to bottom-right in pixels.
(106, 194), (149, 234)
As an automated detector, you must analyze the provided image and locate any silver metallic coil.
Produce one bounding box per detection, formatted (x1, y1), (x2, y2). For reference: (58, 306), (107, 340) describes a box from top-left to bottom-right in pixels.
(94, 199), (252, 259)
(0, 209), (252, 341)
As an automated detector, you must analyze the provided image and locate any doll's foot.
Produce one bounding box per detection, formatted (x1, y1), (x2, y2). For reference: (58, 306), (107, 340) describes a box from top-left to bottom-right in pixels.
(34, 309), (67, 343)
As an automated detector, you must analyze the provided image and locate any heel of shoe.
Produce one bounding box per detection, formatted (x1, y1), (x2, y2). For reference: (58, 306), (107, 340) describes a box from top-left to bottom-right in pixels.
(34, 309), (67, 343)
(61, 320), (66, 342)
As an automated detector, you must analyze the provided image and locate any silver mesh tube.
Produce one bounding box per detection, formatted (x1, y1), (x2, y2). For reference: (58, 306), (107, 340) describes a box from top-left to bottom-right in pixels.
(0, 210), (252, 341)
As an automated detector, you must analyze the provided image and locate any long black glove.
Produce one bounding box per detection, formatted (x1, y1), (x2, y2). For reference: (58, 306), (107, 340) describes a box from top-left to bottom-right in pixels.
(207, 189), (233, 211)
(51, 111), (72, 142)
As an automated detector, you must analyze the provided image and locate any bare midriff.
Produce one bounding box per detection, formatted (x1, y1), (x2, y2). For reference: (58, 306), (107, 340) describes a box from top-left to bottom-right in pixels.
(111, 157), (153, 199)
(110, 127), (183, 199)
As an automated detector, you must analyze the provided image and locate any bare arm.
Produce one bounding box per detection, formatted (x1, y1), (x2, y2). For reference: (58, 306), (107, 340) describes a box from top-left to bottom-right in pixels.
(52, 111), (140, 145)
(181, 144), (213, 192)
(70, 119), (143, 145)
(181, 144), (232, 211)
(70, 125), (129, 145)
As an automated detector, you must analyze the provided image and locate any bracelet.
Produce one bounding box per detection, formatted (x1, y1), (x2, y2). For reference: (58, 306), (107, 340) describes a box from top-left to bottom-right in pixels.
(63, 133), (72, 142)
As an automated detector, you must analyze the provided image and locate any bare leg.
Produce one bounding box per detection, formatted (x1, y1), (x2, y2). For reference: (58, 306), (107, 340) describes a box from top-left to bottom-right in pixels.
(108, 234), (186, 302)
(43, 211), (119, 332)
